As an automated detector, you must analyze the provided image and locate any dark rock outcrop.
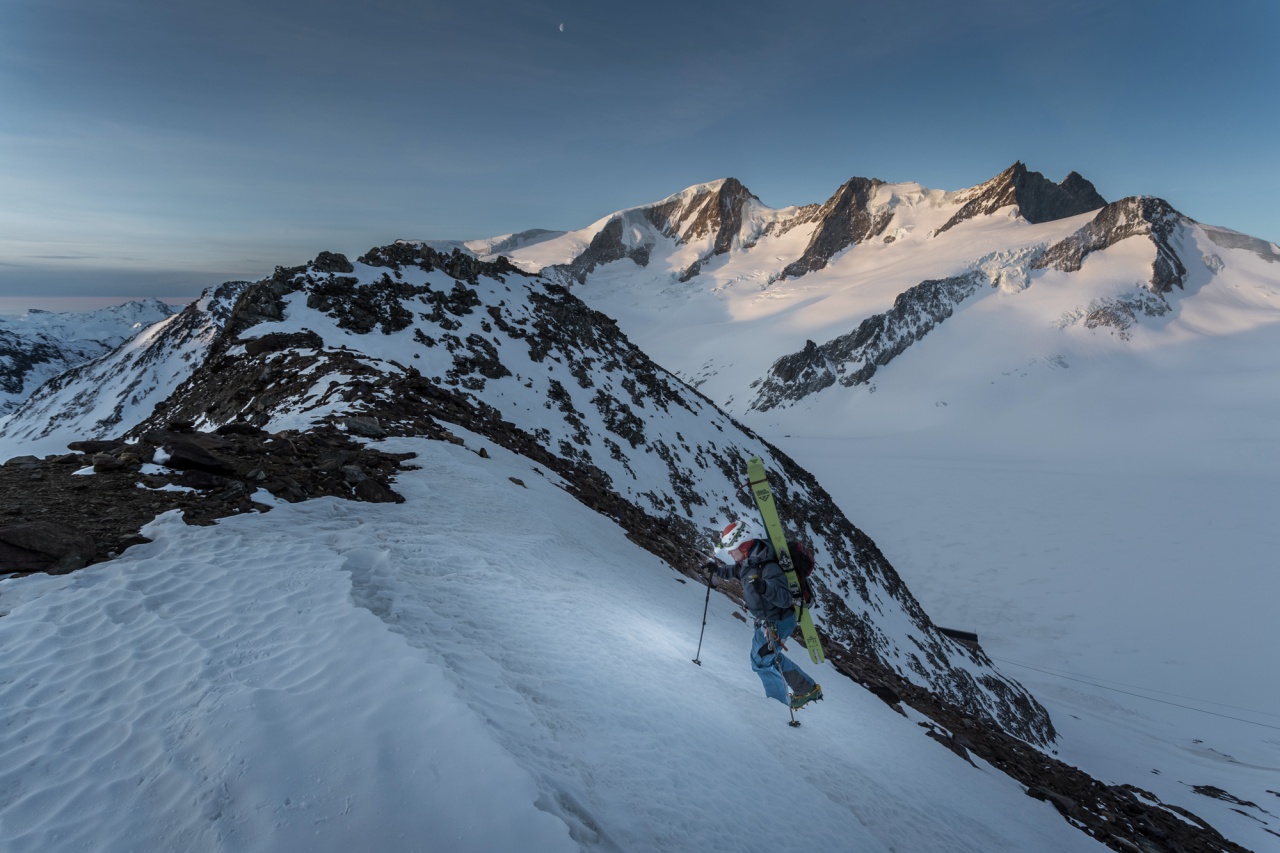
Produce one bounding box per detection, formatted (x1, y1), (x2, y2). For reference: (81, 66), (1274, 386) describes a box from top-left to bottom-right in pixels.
(0, 424), (412, 574)
(752, 272), (986, 410)
(0, 520), (94, 574)
(781, 177), (892, 279)
(552, 217), (653, 284)
(243, 331), (324, 357)
(154, 436), (236, 476)
(311, 251), (355, 274)
(644, 178), (760, 279)
(1032, 196), (1190, 294)
(935, 162), (1107, 236)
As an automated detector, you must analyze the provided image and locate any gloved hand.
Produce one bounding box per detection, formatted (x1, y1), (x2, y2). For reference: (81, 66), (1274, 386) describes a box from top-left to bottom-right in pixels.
(749, 574), (766, 596)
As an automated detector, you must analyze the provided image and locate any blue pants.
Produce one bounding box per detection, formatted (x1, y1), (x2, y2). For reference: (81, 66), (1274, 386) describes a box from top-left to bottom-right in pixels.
(750, 612), (817, 704)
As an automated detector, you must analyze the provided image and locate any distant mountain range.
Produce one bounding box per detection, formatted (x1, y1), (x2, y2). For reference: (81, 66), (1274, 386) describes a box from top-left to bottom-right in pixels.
(0, 298), (175, 415)
(417, 161), (1277, 422)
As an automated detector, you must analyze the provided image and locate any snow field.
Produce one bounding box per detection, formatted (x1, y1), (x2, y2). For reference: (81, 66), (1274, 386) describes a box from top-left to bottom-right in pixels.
(778, 426), (1280, 850)
(0, 435), (1100, 852)
(0, 507), (572, 852)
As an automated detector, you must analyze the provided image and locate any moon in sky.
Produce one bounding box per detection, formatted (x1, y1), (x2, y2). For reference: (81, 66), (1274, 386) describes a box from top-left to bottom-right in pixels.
(559, 23), (565, 32)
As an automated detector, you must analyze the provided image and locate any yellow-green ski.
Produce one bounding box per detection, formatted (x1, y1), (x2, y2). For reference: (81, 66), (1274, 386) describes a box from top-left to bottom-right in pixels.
(746, 456), (825, 665)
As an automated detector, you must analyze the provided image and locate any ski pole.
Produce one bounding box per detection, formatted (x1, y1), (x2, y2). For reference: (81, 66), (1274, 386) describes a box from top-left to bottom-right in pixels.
(692, 569), (714, 666)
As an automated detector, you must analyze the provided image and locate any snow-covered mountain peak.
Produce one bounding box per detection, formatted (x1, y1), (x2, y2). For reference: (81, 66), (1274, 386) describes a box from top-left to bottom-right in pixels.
(459, 164), (1109, 296)
(935, 161), (1108, 236)
(531, 177), (788, 284)
(0, 296), (175, 342)
(642, 176), (761, 244)
(0, 297), (178, 416)
(777, 175), (895, 279)
(0, 283), (249, 450)
(745, 193), (1220, 412)
(408, 228), (567, 262)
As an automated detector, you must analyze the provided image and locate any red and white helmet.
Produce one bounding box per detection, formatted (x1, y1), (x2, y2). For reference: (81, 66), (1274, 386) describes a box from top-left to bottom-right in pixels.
(717, 519), (757, 557)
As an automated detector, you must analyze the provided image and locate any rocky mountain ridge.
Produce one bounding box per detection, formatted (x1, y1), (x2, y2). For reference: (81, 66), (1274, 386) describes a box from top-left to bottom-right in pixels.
(448, 163), (1111, 294)
(749, 193), (1213, 411)
(779, 176), (894, 279)
(935, 161), (1107, 236)
(2, 243), (1056, 748)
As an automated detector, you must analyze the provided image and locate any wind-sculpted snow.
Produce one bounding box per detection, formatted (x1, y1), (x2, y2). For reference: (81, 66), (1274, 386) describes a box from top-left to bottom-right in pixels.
(751, 272), (988, 411)
(72, 243), (1054, 744)
(0, 442), (1128, 853)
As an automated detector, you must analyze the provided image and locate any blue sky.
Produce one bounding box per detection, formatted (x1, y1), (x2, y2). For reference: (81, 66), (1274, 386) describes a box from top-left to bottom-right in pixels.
(2, 0), (1276, 300)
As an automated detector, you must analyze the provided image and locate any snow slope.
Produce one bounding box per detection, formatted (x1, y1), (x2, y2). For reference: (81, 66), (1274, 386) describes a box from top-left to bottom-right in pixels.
(0, 434), (1100, 853)
(514, 171), (1280, 850)
(0, 284), (246, 456)
(0, 298), (176, 415)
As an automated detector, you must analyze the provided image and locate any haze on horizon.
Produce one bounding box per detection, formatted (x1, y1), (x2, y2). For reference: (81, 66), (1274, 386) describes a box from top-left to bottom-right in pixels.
(2, 0), (1276, 304)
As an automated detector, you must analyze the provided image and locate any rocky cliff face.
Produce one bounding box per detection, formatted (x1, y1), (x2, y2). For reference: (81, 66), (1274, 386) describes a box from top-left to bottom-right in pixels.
(780, 177), (893, 279)
(3, 242), (1056, 745)
(1032, 195), (1190, 294)
(752, 272), (988, 410)
(550, 216), (654, 284)
(935, 161), (1106, 236)
(643, 177), (759, 255)
(552, 179), (765, 284)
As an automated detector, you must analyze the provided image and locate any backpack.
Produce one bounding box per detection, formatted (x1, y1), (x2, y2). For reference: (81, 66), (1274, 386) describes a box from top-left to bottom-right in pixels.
(787, 540), (817, 606)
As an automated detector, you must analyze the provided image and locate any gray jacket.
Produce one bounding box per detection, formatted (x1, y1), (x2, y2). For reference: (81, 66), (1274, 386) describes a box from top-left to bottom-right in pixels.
(714, 538), (794, 622)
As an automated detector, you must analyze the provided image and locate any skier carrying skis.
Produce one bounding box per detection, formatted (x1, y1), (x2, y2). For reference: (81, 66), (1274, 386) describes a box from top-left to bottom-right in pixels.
(705, 519), (823, 711)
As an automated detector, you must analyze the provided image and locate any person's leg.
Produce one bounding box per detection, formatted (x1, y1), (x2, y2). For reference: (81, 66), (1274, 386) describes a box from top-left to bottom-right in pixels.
(778, 655), (816, 695)
(770, 612), (818, 699)
(749, 623), (790, 704)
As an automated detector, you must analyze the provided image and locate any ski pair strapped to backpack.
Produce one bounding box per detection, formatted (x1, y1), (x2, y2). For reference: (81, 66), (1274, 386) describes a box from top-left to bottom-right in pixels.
(745, 457), (826, 665)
